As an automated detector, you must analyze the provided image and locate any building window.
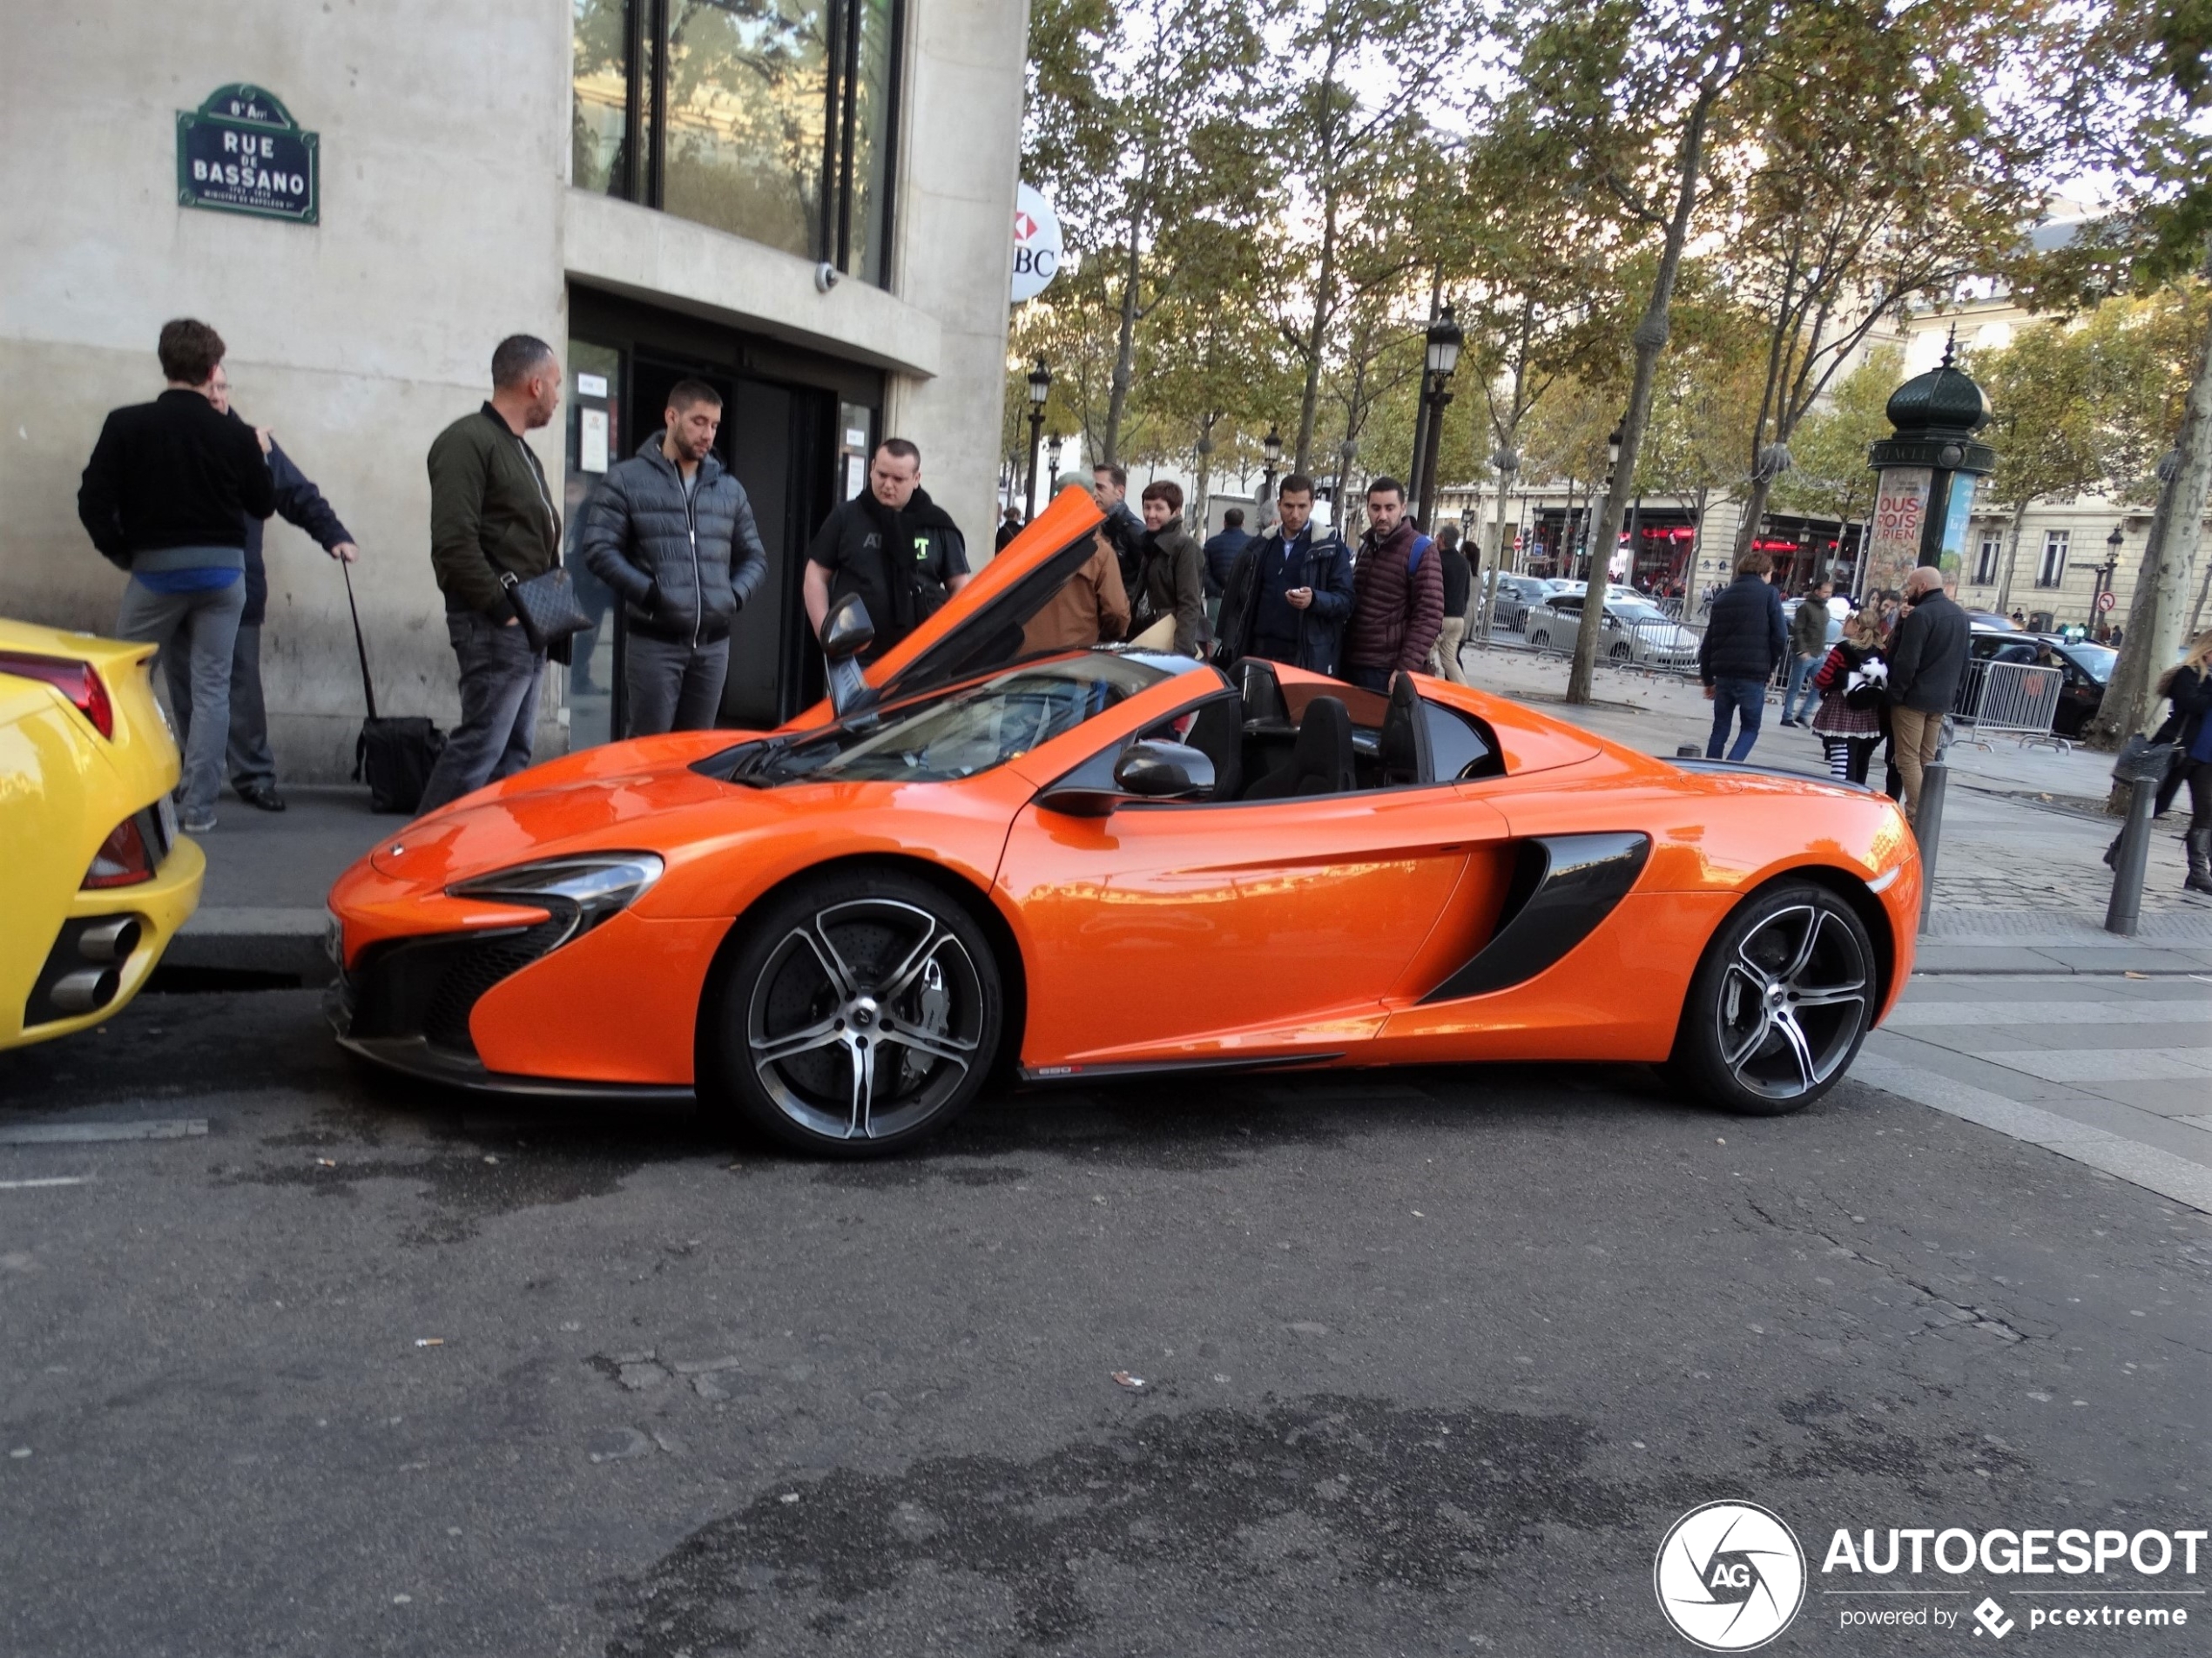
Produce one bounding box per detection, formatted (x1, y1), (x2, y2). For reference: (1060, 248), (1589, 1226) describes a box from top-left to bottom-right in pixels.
(1973, 533), (2000, 586)
(572, 0), (900, 286)
(2035, 529), (2069, 589)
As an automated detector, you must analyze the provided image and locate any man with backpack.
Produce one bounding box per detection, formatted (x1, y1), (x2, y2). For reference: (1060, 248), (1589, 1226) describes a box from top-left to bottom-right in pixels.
(1341, 478), (1444, 693)
(580, 379), (766, 735)
(801, 439), (969, 664)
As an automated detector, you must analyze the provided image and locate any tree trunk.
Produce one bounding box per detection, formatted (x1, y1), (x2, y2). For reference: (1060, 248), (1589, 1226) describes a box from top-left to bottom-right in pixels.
(1101, 192), (1147, 466)
(2142, 306), (2212, 709)
(1732, 473), (1774, 568)
(2088, 467), (2180, 753)
(1568, 92), (1718, 704)
(1294, 181), (1341, 475)
(1474, 457), (1521, 644)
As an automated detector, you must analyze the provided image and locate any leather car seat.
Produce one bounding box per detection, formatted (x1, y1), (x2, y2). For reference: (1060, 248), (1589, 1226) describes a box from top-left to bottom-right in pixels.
(1242, 695), (1356, 799)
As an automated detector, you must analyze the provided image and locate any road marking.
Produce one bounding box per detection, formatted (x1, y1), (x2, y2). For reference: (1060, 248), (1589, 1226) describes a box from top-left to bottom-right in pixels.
(0, 1176), (91, 1190)
(0, 1119), (207, 1145)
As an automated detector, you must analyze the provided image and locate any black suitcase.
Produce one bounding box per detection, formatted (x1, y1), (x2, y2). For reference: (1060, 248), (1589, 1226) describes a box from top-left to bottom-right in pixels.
(342, 562), (447, 815)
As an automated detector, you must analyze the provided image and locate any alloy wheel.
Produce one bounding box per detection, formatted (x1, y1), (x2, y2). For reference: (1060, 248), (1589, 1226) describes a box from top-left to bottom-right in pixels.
(1712, 903), (1869, 1101)
(745, 898), (984, 1142)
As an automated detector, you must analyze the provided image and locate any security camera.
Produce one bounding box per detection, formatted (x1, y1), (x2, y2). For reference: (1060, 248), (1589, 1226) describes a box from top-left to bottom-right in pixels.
(815, 261), (840, 293)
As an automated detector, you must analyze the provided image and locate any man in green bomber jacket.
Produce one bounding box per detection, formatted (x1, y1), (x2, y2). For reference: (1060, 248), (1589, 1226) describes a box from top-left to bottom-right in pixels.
(416, 334), (563, 814)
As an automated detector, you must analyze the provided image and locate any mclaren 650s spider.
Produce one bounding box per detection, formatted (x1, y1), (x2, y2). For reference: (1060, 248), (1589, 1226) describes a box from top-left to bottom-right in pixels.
(326, 489), (1920, 1156)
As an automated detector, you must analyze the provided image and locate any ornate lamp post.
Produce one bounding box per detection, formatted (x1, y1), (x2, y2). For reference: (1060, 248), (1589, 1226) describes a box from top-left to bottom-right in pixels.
(1413, 306), (1464, 531)
(1023, 357), (1052, 520)
(1046, 431), (1063, 482)
(1863, 333), (1995, 596)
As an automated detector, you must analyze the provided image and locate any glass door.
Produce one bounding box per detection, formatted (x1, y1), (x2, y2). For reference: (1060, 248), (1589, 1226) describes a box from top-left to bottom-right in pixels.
(563, 340), (625, 750)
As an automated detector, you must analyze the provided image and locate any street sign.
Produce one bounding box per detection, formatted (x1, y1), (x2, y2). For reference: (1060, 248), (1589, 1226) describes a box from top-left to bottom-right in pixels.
(177, 84), (318, 225)
(1011, 182), (1062, 304)
(2096, 588), (2116, 613)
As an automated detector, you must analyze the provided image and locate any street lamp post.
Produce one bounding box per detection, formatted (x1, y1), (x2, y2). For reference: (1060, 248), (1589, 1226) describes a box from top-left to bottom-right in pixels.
(1046, 431), (1064, 484)
(1413, 306), (1464, 532)
(1258, 426), (1285, 533)
(1023, 357), (1052, 520)
(2094, 524), (2124, 631)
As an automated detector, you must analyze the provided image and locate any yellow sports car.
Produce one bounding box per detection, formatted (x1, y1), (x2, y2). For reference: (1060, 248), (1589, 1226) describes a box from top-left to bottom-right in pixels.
(0, 617), (204, 1050)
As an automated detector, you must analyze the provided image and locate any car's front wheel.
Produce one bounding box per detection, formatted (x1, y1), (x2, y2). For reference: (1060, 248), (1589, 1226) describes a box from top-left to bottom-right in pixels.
(705, 870), (1002, 1156)
(1669, 881), (1875, 1116)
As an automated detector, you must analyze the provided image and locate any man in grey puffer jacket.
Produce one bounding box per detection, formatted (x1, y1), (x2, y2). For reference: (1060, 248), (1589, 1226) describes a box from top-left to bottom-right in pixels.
(581, 381), (767, 734)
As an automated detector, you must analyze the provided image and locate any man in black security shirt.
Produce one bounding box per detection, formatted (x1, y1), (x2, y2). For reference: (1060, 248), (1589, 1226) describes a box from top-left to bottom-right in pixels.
(802, 439), (970, 664)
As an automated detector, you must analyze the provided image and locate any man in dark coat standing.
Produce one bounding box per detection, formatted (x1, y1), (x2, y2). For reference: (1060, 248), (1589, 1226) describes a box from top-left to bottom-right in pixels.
(163, 362), (358, 812)
(581, 380), (768, 735)
(78, 318), (273, 832)
(1201, 508), (1251, 616)
(1214, 475), (1355, 675)
(1696, 548), (1787, 761)
(1341, 478), (1445, 692)
(802, 439), (969, 664)
(1885, 564), (1971, 822)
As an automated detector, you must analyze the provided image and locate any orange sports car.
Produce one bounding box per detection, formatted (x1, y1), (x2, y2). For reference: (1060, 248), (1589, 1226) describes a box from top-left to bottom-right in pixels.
(326, 489), (1920, 1156)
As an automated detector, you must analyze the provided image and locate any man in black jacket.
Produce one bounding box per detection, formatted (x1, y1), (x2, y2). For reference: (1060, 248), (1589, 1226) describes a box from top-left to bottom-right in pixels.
(1696, 549), (1788, 761)
(1092, 462), (1146, 596)
(581, 381), (767, 734)
(1427, 524), (1474, 685)
(1213, 475), (1356, 675)
(1885, 565), (1970, 821)
(162, 362), (358, 812)
(801, 440), (969, 664)
(78, 318), (274, 832)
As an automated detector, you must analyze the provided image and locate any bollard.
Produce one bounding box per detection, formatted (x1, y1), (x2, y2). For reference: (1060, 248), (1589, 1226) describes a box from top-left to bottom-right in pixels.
(2106, 741), (2179, 937)
(1915, 749), (1949, 927)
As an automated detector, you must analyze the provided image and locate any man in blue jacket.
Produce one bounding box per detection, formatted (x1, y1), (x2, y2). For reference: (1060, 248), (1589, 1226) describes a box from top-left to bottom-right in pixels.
(1213, 475), (1355, 675)
(1696, 548), (1787, 761)
(163, 363), (358, 812)
(582, 380), (768, 735)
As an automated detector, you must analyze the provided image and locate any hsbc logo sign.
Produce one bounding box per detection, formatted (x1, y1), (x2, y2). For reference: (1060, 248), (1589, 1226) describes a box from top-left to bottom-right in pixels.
(1011, 181), (1063, 304)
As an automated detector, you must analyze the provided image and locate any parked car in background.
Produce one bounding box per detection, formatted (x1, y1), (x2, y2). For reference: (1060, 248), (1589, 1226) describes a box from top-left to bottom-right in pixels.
(1781, 594), (1850, 647)
(1963, 629), (2112, 736)
(1486, 573), (1563, 633)
(1524, 594), (1703, 671)
(1966, 610), (2019, 631)
(0, 617), (205, 1051)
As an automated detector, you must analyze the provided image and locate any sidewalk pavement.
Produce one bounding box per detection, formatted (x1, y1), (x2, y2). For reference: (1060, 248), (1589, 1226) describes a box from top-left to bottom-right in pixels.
(164, 787), (389, 983)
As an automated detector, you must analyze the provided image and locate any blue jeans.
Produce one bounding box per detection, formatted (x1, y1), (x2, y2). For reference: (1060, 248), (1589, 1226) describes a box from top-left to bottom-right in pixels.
(117, 573), (246, 819)
(416, 612), (544, 814)
(1707, 676), (1766, 761)
(1782, 651), (1822, 722)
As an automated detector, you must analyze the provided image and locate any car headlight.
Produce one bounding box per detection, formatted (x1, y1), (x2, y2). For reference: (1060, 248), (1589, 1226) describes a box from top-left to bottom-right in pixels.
(446, 853), (664, 942)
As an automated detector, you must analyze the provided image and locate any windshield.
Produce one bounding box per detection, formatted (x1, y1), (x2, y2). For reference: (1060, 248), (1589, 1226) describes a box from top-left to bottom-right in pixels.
(706, 655), (1174, 786)
(2065, 643), (2117, 682)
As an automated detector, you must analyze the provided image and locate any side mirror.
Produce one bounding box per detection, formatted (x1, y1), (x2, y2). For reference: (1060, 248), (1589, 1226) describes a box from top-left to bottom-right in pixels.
(819, 593), (875, 664)
(1039, 740), (1216, 817)
(819, 594), (878, 718)
(1115, 740), (1215, 799)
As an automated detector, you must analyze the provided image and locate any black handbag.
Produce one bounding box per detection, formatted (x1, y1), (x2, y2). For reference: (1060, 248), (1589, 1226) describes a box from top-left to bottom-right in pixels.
(341, 562), (447, 815)
(498, 566), (592, 654)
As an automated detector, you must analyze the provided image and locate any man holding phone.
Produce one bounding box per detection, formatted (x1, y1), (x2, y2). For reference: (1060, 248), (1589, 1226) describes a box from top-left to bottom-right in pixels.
(1212, 474), (1355, 675)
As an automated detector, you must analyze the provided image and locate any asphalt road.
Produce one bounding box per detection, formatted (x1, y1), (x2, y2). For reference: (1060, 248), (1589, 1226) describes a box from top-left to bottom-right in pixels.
(1, 988), (2205, 1656)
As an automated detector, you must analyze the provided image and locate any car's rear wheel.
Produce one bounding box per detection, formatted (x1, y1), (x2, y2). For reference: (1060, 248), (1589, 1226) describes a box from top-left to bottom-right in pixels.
(1669, 882), (1874, 1116)
(706, 871), (1001, 1156)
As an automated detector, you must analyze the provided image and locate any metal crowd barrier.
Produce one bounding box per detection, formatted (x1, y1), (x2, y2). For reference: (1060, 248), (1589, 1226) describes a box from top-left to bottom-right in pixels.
(1949, 658), (2067, 752)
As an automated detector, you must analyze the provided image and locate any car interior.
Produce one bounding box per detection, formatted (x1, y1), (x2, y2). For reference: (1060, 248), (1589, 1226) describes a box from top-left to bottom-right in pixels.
(1050, 660), (1507, 805)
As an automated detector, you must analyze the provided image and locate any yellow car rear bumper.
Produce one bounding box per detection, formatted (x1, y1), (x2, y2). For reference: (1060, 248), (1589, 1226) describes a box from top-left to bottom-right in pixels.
(1, 835), (205, 1050)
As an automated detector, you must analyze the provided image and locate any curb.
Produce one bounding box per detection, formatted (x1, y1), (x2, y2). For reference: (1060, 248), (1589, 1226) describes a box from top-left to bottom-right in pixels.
(165, 906), (334, 986)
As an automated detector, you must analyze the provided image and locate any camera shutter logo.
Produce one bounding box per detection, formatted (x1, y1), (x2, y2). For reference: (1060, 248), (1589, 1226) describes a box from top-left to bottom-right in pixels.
(1654, 1500), (1806, 1651)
